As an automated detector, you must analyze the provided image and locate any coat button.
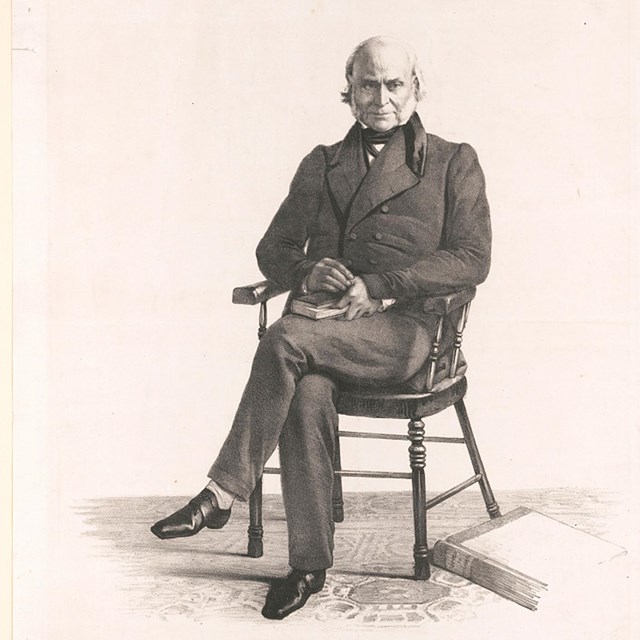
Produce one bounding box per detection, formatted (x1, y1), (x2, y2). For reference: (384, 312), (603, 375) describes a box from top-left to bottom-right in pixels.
(344, 259), (353, 267)
(374, 232), (383, 240)
(368, 258), (379, 265)
(381, 205), (390, 213)
(348, 232), (357, 240)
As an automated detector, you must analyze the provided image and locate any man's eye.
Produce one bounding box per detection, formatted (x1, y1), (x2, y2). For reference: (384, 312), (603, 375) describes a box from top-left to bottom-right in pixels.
(387, 82), (402, 90)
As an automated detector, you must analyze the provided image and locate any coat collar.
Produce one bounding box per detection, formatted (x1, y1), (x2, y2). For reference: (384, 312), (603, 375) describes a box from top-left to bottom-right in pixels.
(326, 112), (428, 230)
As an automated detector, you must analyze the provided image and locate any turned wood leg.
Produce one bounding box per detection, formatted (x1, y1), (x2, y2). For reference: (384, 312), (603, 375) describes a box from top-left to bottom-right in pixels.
(454, 399), (501, 519)
(247, 305), (268, 557)
(332, 431), (345, 523)
(408, 417), (430, 580)
(247, 477), (264, 558)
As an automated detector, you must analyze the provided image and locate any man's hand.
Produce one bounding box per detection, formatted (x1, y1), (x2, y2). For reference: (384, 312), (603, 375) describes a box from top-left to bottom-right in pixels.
(306, 258), (355, 294)
(334, 277), (381, 320)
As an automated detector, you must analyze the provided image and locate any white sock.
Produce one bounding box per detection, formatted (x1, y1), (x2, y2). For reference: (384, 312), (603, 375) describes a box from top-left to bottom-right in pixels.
(205, 479), (236, 510)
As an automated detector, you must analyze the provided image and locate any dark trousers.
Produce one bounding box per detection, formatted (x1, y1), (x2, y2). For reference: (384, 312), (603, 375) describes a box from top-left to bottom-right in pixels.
(208, 311), (431, 570)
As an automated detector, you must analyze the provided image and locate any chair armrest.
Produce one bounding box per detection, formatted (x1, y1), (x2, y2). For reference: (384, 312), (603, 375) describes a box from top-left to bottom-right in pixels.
(232, 280), (290, 305)
(423, 287), (476, 390)
(422, 287), (476, 315)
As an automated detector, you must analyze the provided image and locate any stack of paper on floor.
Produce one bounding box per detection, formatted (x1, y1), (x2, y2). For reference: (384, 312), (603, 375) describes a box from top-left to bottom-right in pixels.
(431, 506), (625, 610)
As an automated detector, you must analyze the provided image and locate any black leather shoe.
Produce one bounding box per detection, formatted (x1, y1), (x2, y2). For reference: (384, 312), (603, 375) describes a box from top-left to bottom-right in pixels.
(261, 569), (326, 620)
(150, 489), (231, 539)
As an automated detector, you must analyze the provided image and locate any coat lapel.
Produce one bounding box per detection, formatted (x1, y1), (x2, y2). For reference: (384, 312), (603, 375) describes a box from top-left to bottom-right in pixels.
(327, 113), (429, 230)
(346, 126), (419, 231)
(326, 124), (368, 218)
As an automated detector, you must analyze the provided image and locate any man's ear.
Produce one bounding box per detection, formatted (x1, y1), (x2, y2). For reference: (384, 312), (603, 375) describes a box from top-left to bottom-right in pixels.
(413, 75), (422, 101)
(346, 74), (354, 93)
(341, 75), (354, 104)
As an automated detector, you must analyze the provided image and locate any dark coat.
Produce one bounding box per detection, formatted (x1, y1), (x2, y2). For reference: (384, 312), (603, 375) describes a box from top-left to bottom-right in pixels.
(256, 113), (491, 318)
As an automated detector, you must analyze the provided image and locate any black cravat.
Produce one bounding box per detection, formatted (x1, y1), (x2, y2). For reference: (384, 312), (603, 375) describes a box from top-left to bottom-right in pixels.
(361, 125), (400, 159)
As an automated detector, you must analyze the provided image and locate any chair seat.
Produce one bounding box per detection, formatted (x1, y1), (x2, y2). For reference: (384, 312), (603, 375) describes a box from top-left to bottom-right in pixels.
(337, 376), (467, 420)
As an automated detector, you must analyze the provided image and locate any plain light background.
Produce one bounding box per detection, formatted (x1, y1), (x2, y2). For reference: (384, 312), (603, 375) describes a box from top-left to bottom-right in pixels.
(10, 1), (640, 639)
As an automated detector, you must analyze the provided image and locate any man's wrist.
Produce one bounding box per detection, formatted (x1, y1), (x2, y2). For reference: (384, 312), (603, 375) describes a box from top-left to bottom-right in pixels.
(356, 276), (395, 312)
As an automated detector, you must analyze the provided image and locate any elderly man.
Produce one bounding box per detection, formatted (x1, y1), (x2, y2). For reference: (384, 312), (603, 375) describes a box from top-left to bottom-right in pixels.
(152, 36), (491, 619)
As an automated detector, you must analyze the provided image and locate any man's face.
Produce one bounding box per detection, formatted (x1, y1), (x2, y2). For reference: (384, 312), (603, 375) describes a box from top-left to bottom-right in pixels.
(349, 42), (417, 132)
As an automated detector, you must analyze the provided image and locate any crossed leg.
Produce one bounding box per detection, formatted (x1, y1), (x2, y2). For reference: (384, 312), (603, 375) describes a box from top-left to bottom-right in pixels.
(152, 311), (432, 618)
(279, 373), (339, 571)
(208, 311), (431, 503)
(207, 312), (431, 567)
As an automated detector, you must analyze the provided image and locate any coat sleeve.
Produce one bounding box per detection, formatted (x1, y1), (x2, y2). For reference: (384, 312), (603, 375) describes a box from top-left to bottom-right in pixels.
(255, 146), (326, 291)
(360, 143), (491, 299)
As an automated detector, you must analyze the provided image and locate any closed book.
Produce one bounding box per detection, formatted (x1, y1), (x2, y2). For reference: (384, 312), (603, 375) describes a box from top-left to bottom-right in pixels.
(291, 292), (346, 320)
(431, 507), (625, 610)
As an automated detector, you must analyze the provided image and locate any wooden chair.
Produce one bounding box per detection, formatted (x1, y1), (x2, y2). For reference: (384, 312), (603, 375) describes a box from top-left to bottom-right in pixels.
(232, 280), (501, 580)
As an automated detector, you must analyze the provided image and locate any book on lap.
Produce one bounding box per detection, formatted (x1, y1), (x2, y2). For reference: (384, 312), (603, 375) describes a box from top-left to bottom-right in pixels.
(291, 292), (346, 320)
(431, 506), (626, 610)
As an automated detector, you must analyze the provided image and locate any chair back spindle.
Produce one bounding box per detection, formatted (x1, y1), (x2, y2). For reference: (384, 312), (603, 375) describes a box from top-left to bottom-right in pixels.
(449, 302), (471, 378)
(425, 316), (445, 392)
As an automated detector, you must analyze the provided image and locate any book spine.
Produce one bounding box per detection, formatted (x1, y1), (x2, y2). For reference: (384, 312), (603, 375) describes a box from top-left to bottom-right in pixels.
(431, 541), (546, 610)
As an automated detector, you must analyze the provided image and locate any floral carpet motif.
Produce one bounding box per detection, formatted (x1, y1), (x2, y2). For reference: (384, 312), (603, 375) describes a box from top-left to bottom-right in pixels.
(77, 489), (620, 627)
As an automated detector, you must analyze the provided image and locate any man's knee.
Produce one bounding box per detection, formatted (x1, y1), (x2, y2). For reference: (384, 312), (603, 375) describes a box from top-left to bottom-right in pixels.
(293, 374), (338, 408)
(259, 315), (305, 353)
(285, 374), (338, 437)
(282, 374), (338, 453)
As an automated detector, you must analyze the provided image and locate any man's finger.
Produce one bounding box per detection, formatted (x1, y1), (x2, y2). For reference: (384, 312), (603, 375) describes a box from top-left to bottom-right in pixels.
(321, 258), (354, 281)
(345, 305), (360, 321)
(333, 295), (351, 309)
(320, 263), (352, 285)
(319, 283), (341, 293)
(322, 273), (350, 290)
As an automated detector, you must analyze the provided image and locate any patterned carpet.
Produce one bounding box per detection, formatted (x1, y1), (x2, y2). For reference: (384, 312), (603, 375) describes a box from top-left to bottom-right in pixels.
(76, 489), (623, 628)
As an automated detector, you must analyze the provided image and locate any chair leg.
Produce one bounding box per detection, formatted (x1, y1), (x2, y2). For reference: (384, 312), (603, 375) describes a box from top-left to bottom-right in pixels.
(454, 399), (501, 519)
(247, 477), (264, 558)
(408, 417), (430, 580)
(332, 431), (345, 523)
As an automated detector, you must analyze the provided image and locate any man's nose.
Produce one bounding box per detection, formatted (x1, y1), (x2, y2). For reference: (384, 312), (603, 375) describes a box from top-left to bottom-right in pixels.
(374, 84), (390, 106)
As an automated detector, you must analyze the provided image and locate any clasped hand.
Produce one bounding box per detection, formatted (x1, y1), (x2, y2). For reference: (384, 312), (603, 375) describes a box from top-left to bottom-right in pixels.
(306, 258), (381, 320)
